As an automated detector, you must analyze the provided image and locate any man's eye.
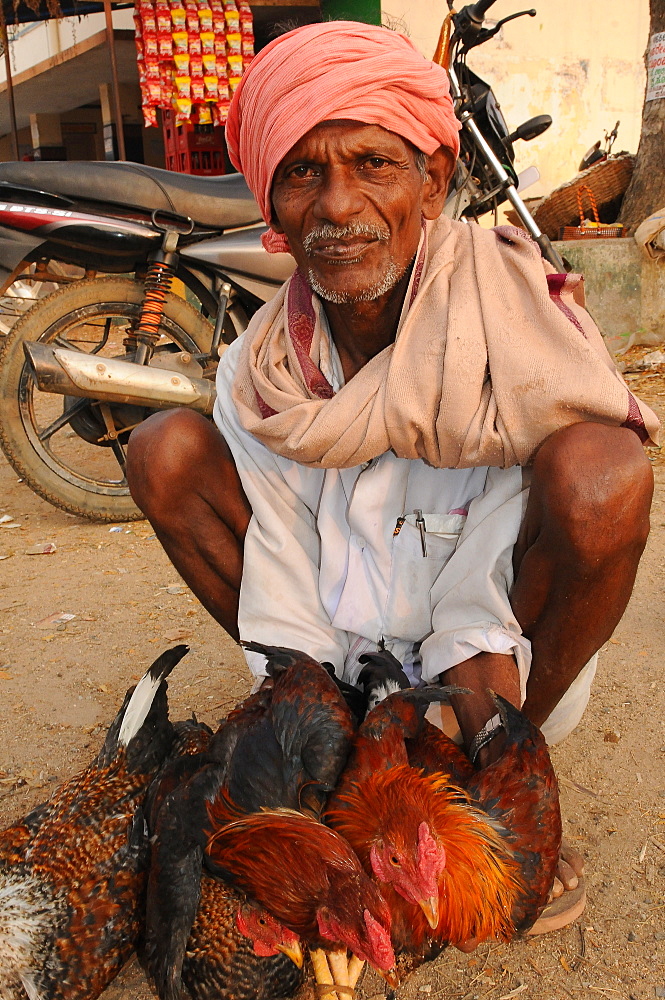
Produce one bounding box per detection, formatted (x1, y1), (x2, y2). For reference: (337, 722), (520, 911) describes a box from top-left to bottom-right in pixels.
(289, 165), (317, 179)
(364, 157), (390, 169)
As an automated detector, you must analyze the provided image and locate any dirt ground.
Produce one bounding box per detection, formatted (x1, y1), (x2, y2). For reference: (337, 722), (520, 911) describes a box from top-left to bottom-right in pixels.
(0, 357), (664, 1000)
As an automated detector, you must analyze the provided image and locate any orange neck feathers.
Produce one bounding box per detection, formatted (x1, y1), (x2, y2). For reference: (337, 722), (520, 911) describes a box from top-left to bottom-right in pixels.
(326, 765), (525, 948)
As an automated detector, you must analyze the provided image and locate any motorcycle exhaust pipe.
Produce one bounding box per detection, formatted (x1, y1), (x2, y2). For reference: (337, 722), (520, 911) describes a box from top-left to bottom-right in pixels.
(23, 342), (217, 416)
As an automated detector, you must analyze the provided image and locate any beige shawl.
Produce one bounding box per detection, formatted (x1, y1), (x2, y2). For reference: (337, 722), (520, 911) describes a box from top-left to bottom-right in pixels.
(231, 216), (659, 469)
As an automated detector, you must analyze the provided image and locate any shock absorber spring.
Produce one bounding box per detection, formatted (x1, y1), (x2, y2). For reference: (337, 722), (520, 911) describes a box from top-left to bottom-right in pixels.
(134, 257), (177, 364)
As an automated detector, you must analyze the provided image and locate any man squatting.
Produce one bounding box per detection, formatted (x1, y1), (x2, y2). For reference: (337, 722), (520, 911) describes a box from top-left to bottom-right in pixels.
(126, 21), (660, 937)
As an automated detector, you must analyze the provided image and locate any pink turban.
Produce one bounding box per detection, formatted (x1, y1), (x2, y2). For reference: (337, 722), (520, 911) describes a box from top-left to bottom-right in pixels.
(225, 21), (461, 251)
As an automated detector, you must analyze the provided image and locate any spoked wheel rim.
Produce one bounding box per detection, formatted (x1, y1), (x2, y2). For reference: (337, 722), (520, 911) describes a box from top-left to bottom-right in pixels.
(18, 300), (201, 498)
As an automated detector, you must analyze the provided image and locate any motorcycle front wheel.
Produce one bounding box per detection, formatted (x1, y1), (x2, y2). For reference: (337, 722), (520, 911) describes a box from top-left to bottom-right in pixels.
(0, 276), (218, 522)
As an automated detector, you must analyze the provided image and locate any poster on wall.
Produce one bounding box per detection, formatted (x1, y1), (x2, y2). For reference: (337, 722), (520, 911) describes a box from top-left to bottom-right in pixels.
(646, 30), (665, 103)
(134, 0), (254, 127)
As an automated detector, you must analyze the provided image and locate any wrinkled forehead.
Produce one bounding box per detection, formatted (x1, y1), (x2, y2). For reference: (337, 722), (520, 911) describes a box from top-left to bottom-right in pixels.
(275, 120), (419, 173)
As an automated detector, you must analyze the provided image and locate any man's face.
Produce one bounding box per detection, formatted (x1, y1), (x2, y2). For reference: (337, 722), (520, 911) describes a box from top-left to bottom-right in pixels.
(271, 121), (449, 305)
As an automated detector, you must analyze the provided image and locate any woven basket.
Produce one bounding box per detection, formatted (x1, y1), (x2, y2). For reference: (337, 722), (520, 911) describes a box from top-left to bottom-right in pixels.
(559, 185), (627, 240)
(533, 153), (635, 240)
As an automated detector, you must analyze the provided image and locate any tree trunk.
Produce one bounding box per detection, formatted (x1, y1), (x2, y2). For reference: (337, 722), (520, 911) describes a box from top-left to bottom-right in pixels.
(619, 0), (665, 233)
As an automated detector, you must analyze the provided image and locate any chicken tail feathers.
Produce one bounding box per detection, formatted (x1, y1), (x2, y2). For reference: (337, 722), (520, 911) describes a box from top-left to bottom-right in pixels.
(95, 645), (188, 769)
(240, 640), (321, 676)
(362, 685), (470, 743)
(489, 690), (542, 748)
(118, 645), (189, 748)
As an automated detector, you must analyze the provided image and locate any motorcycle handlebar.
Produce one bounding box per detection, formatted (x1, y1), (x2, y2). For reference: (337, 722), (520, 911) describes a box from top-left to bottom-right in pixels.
(468, 0), (498, 20)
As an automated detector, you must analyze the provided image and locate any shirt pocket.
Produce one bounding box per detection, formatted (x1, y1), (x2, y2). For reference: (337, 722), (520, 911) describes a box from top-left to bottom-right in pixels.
(383, 513), (466, 642)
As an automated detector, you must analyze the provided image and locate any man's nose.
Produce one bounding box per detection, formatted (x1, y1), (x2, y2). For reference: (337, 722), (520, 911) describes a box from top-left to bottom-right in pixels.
(312, 167), (365, 224)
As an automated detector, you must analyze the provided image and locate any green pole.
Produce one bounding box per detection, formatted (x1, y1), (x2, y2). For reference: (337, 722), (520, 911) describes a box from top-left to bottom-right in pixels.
(319, 0), (381, 25)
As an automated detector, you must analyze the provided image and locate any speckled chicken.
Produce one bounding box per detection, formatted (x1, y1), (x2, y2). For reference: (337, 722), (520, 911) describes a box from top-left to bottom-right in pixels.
(0, 645), (188, 1000)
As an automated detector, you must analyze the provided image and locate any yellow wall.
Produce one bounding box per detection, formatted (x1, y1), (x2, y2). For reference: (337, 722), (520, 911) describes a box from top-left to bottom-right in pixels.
(382, 1), (650, 198)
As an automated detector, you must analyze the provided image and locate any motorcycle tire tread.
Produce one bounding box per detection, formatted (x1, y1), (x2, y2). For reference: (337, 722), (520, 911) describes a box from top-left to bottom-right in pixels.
(0, 276), (215, 523)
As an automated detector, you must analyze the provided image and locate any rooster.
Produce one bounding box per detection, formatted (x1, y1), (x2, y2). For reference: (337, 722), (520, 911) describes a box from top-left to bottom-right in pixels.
(0, 644), (188, 1000)
(409, 692), (562, 935)
(325, 682), (558, 978)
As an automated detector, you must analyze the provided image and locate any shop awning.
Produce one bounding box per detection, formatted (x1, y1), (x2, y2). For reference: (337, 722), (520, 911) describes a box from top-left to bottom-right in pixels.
(1, 0), (131, 27)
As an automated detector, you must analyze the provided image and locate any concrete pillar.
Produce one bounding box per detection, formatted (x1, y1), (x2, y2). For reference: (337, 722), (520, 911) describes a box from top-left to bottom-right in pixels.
(29, 113), (66, 161)
(99, 82), (121, 161)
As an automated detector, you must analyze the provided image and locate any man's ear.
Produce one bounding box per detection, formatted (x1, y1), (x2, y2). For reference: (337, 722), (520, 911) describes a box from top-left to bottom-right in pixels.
(421, 146), (457, 220)
(268, 201), (285, 234)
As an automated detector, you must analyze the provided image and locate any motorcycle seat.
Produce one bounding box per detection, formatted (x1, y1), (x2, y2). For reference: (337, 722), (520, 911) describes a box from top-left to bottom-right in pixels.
(0, 160), (262, 230)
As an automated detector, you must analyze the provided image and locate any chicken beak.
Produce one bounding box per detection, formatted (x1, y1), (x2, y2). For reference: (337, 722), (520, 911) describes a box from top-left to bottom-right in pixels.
(379, 967), (401, 989)
(277, 939), (304, 968)
(418, 894), (440, 931)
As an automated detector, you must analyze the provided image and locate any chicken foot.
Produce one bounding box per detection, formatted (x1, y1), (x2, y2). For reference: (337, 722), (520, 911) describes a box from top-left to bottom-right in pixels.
(309, 948), (354, 999)
(347, 955), (365, 989)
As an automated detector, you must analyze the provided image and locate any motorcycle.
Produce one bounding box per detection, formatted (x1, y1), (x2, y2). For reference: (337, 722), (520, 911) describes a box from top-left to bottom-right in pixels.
(0, 0), (561, 522)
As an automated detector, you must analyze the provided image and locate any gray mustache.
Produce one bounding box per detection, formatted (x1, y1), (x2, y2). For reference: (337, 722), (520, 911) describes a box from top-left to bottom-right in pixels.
(302, 223), (390, 255)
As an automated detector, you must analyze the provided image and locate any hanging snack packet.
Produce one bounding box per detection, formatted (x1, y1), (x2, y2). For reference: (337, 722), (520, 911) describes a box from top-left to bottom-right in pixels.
(140, 4), (157, 34)
(172, 30), (189, 53)
(202, 52), (216, 75)
(217, 75), (229, 102)
(213, 99), (230, 126)
(174, 51), (190, 73)
(227, 53), (242, 77)
(198, 6), (212, 28)
(191, 75), (206, 103)
(225, 31), (241, 56)
(223, 0), (239, 31)
(156, 2), (171, 31)
(142, 103), (158, 127)
(188, 31), (202, 54)
(158, 29), (173, 58)
(175, 74), (192, 98)
(200, 30), (215, 54)
(174, 96), (192, 125)
(203, 75), (218, 101)
(160, 63), (173, 105)
(144, 31), (159, 59)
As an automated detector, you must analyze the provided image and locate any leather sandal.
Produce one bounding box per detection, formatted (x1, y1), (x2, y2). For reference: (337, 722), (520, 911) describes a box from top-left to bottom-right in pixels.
(526, 876), (586, 934)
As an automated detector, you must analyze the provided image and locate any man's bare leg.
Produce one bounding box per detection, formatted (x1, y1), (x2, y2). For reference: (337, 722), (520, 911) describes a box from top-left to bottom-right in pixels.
(126, 409), (251, 640)
(447, 422), (653, 754)
(445, 421), (653, 924)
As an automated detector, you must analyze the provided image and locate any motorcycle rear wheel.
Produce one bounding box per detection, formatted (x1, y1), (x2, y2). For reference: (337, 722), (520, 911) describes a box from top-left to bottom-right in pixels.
(0, 276), (218, 522)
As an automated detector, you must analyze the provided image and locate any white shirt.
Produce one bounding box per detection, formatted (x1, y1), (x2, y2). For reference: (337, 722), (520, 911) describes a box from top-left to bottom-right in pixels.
(214, 325), (533, 684)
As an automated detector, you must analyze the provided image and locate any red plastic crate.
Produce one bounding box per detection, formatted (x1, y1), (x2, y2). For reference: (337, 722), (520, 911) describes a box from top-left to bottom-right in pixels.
(162, 108), (226, 176)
